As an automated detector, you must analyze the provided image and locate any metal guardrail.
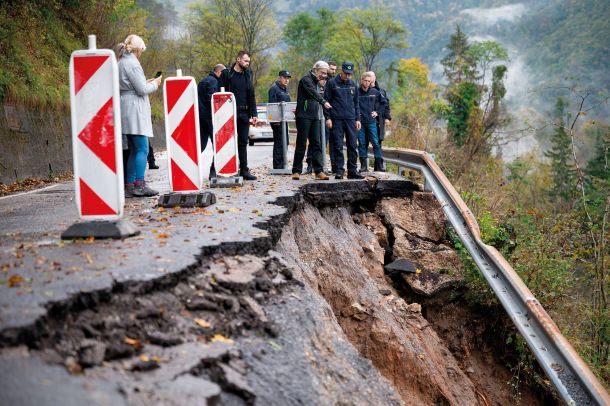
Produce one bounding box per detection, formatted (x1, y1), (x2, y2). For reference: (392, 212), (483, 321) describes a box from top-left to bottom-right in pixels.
(377, 147), (610, 406)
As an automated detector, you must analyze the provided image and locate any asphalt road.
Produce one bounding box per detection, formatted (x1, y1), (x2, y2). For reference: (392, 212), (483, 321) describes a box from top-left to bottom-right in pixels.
(0, 142), (295, 334)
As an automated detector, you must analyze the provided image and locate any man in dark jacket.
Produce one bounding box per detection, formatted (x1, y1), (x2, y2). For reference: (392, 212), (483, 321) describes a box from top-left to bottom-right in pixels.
(324, 61), (363, 179)
(219, 50), (258, 180)
(357, 71), (384, 172)
(268, 70), (291, 169)
(197, 63), (225, 178)
(371, 72), (391, 147)
(291, 61), (331, 180)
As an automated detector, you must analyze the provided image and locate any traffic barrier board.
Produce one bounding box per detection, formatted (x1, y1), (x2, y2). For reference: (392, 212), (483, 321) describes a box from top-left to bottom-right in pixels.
(69, 36), (123, 219)
(212, 92), (239, 177)
(164, 71), (203, 191)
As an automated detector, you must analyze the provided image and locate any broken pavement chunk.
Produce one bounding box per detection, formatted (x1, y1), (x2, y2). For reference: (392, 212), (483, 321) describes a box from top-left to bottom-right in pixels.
(385, 258), (416, 274)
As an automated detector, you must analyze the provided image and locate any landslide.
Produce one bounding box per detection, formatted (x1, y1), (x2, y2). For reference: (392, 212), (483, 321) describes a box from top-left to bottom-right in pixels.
(1, 180), (558, 405)
(271, 184), (557, 405)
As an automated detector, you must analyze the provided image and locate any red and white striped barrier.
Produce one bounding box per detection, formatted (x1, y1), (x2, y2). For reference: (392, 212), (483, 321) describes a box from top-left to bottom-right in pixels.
(69, 35), (123, 219)
(163, 70), (203, 191)
(212, 92), (239, 176)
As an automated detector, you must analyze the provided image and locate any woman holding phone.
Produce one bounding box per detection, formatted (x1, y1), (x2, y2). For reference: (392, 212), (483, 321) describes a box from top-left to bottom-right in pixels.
(116, 34), (162, 197)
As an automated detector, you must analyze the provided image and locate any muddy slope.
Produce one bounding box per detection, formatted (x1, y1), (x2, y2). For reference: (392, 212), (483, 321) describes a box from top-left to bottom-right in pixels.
(274, 191), (555, 405)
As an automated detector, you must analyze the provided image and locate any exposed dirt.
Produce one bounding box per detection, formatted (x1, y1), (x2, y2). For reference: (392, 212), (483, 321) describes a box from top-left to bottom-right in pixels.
(276, 192), (557, 405)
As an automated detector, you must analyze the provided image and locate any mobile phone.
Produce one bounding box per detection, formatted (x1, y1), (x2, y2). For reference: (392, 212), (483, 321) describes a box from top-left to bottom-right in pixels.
(154, 71), (162, 78)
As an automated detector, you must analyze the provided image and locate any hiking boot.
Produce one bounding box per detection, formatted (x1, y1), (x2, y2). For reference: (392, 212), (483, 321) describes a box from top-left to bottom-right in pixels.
(241, 171), (257, 181)
(291, 173), (300, 180)
(347, 172), (364, 180)
(125, 182), (135, 198)
(315, 172), (329, 180)
(374, 158), (386, 172)
(133, 180), (159, 197)
(148, 161), (159, 170)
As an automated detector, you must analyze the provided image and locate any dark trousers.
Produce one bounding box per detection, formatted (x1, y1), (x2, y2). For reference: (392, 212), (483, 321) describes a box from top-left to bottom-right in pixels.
(236, 117), (250, 173)
(292, 118), (323, 174)
(306, 121), (331, 167)
(147, 144), (155, 164)
(331, 119), (358, 175)
(200, 118), (213, 152)
(271, 122), (289, 169)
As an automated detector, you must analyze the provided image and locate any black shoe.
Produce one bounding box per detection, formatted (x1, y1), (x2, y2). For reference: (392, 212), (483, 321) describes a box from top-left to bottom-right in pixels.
(335, 173), (344, 180)
(241, 171), (257, 181)
(148, 162), (159, 170)
(359, 158), (368, 173)
(347, 172), (364, 180)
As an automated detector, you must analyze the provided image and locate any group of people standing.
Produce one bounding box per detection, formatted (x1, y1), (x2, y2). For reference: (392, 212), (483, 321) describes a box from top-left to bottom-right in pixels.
(116, 35), (391, 196)
(267, 60), (391, 180)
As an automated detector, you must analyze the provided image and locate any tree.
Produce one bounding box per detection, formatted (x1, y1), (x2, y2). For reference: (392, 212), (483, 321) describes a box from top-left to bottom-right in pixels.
(544, 97), (577, 205)
(440, 26), (510, 163)
(391, 58), (440, 150)
(280, 9), (335, 85)
(441, 25), (477, 85)
(326, 7), (408, 73)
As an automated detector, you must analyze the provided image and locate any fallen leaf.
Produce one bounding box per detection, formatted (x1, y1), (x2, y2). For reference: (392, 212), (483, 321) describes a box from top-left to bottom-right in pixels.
(228, 207), (241, 212)
(155, 234), (169, 239)
(8, 274), (24, 287)
(124, 337), (142, 348)
(194, 318), (212, 328)
(158, 207), (166, 212)
(268, 340), (282, 350)
(83, 253), (94, 264)
(415, 268), (422, 274)
(139, 355), (150, 362)
(211, 334), (233, 344)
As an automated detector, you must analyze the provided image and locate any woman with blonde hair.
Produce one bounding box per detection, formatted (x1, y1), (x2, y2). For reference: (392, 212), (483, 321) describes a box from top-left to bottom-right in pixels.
(116, 34), (162, 197)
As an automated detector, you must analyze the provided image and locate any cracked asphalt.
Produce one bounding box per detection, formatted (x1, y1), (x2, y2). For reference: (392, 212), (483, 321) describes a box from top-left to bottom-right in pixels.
(0, 144), (293, 335)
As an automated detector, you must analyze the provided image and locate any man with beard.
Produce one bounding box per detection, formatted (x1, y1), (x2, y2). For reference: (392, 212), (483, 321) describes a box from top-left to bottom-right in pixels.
(219, 51), (258, 180)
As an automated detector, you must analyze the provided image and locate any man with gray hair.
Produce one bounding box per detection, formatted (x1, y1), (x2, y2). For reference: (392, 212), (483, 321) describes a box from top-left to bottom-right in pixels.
(291, 61), (332, 180)
(198, 63), (226, 178)
(357, 71), (383, 172)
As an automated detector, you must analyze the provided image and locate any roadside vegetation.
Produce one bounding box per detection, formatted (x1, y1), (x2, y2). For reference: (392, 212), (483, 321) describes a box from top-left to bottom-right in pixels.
(1, 0), (607, 388)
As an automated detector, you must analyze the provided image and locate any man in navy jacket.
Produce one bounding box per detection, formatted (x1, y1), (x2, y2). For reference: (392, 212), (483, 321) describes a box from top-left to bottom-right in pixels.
(197, 63), (225, 178)
(323, 62), (363, 179)
(268, 70), (291, 169)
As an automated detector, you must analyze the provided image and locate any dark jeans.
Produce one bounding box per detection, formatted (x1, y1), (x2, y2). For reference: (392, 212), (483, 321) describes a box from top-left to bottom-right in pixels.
(200, 117), (214, 152)
(359, 122), (381, 159)
(236, 116), (250, 173)
(330, 119), (358, 175)
(271, 122), (289, 169)
(292, 118), (323, 174)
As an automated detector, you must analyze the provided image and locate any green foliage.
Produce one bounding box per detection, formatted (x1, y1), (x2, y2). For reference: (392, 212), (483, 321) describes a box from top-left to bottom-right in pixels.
(440, 26), (510, 161)
(441, 25), (477, 84)
(544, 98), (577, 204)
(445, 81), (479, 146)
